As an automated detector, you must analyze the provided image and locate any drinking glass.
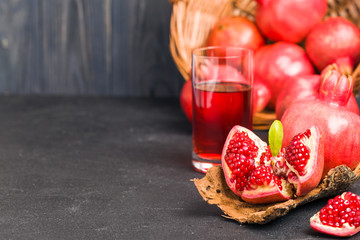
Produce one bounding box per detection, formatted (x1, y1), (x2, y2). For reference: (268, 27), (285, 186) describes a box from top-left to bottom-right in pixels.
(191, 46), (254, 173)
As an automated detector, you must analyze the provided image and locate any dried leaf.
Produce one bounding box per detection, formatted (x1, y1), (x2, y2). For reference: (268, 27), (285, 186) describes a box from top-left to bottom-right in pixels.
(193, 164), (360, 224)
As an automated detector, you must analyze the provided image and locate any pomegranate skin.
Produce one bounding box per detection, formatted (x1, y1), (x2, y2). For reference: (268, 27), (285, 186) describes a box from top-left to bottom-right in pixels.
(305, 17), (360, 71)
(255, 0), (327, 43)
(281, 100), (360, 178)
(255, 42), (315, 108)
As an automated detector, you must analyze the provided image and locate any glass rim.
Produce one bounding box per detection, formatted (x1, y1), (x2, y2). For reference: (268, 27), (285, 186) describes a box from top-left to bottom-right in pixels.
(192, 46), (254, 59)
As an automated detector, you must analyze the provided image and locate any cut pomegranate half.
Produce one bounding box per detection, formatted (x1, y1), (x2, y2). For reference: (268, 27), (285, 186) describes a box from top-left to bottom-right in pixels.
(221, 125), (323, 204)
(310, 192), (360, 237)
(283, 126), (324, 196)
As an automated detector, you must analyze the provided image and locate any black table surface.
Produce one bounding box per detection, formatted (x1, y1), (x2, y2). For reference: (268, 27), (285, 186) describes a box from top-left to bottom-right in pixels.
(0, 96), (359, 240)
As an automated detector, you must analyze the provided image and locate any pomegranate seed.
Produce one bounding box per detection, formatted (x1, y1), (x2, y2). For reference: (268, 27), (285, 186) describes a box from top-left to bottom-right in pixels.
(319, 192), (360, 228)
(285, 131), (311, 176)
(245, 165), (283, 190)
(259, 146), (272, 165)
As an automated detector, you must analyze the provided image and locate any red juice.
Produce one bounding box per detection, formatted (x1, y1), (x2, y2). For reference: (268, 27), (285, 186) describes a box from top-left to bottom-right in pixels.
(192, 80), (252, 162)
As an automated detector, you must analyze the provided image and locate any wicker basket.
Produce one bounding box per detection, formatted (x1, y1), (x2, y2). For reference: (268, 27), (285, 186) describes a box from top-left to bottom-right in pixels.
(169, 0), (360, 130)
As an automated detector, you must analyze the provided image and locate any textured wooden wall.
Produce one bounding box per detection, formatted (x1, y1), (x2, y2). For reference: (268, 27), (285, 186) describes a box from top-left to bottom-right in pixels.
(0, 0), (183, 96)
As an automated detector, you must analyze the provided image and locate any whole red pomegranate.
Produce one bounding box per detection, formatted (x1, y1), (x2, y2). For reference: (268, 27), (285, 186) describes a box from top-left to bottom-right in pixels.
(253, 79), (271, 113)
(276, 73), (359, 119)
(281, 68), (360, 177)
(305, 17), (360, 72)
(255, 0), (327, 43)
(206, 16), (265, 55)
(255, 42), (315, 108)
(276, 75), (320, 119)
(180, 80), (192, 122)
(310, 192), (360, 237)
(221, 124), (323, 204)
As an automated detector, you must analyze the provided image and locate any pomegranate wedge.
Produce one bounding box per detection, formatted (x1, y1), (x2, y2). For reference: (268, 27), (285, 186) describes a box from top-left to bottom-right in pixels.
(310, 192), (360, 237)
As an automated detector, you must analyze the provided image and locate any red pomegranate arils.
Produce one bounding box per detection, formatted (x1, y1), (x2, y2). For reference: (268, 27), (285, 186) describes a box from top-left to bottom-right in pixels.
(311, 192), (360, 237)
(224, 131), (259, 192)
(259, 146), (272, 165)
(319, 192), (360, 228)
(246, 165), (280, 190)
(285, 130), (311, 176)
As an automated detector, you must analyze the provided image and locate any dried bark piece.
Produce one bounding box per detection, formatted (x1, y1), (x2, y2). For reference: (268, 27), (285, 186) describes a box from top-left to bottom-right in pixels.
(193, 164), (360, 224)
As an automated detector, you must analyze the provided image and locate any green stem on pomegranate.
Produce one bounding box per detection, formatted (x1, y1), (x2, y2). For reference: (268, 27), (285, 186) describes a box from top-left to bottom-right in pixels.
(269, 120), (283, 156)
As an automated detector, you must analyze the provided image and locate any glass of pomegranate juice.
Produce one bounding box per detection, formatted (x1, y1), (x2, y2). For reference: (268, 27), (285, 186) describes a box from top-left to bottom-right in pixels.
(191, 46), (253, 173)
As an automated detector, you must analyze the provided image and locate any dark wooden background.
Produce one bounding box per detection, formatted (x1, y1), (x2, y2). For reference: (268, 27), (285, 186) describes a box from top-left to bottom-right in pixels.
(0, 0), (183, 97)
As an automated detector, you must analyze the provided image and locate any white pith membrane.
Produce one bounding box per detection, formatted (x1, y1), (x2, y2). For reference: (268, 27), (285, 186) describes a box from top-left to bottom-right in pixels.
(310, 192), (360, 237)
(270, 155), (294, 197)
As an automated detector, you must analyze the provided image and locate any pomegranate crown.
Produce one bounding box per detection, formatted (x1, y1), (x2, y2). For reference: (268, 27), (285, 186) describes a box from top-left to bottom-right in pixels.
(319, 65), (353, 106)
